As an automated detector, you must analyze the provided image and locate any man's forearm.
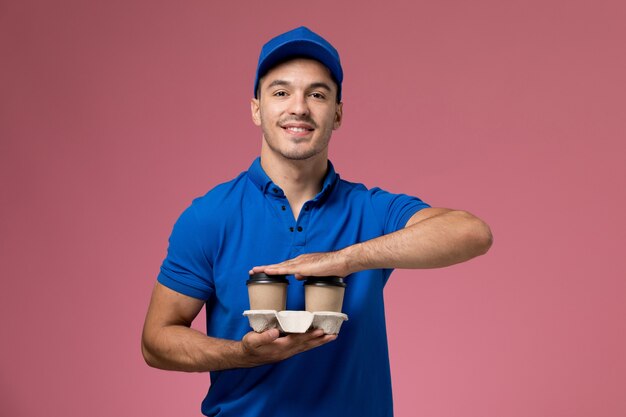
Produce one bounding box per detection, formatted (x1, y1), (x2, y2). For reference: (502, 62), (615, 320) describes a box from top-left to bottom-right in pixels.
(250, 209), (492, 282)
(142, 323), (336, 373)
(142, 325), (246, 372)
(343, 210), (493, 273)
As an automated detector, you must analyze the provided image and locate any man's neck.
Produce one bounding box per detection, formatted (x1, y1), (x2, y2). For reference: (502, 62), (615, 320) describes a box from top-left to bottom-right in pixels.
(260, 145), (328, 213)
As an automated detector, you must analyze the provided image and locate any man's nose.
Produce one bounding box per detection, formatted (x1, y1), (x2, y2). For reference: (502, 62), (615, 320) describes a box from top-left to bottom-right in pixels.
(288, 93), (309, 116)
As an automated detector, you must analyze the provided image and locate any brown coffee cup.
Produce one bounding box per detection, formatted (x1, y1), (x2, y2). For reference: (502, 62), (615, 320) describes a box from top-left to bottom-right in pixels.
(246, 273), (289, 311)
(304, 276), (347, 312)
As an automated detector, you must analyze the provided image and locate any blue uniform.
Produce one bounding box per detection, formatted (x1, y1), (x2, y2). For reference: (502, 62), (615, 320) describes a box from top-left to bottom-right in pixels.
(158, 157), (429, 417)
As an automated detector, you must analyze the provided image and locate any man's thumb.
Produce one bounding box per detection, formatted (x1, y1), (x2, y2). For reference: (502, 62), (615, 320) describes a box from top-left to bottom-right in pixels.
(244, 328), (279, 349)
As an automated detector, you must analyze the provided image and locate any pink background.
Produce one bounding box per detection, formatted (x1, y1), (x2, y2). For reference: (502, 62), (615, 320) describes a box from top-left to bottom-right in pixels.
(1, 1), (625, 416)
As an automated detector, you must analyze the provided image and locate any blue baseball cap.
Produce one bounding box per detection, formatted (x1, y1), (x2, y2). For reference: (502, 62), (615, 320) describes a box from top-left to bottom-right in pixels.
(254, 26), (343, 101)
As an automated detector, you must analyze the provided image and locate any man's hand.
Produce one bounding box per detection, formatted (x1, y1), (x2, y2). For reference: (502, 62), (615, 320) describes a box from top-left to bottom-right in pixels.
(240, 328), (337, 367)
(249, 251), (352, 280)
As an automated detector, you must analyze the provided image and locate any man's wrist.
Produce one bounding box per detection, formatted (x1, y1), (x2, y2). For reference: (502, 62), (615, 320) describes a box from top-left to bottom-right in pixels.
(340, 242), (366, 275)
(199, 337), (253, 371)
(232, 339), (255, 369)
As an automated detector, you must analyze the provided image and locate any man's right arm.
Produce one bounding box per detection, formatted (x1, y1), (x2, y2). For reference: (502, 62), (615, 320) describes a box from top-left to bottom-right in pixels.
(141, 282), (336, 372)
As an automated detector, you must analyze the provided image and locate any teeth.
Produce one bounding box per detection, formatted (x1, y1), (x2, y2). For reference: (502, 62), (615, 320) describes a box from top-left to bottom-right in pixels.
(286, 127), (308, 132)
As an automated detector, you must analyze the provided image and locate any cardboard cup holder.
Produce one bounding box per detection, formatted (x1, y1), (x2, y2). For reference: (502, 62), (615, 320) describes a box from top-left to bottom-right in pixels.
(243, 310), (348, 335)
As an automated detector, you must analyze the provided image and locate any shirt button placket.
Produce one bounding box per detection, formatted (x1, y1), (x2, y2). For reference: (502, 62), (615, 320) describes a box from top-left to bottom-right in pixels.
(270, 185), (290, 234)
(293, 204), (310, 246)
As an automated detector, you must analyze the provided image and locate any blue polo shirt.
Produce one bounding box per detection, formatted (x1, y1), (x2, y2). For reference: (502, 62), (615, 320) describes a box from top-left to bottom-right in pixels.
(158, 157), (430, 417)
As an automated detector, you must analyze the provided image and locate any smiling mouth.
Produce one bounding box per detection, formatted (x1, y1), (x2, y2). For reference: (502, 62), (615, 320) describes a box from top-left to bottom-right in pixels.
(283, 126), (314, 133)
(280, 118), (316, 133)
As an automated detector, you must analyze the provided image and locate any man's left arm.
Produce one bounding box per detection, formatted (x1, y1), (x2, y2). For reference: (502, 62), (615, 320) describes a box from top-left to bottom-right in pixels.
(250, 208), (493, 279)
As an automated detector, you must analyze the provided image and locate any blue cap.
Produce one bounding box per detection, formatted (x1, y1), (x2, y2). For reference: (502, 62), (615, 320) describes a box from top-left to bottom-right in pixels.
(254, 26), (343, 101)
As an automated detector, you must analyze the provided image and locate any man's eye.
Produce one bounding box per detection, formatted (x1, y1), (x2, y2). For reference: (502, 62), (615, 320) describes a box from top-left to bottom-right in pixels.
(274, 91), (288, 97)
(310, 92), (326, 99)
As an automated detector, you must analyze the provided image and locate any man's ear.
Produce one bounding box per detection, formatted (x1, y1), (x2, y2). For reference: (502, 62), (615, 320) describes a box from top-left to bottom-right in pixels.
(333, 102), (343, 130)
(251, 98), (261, 126)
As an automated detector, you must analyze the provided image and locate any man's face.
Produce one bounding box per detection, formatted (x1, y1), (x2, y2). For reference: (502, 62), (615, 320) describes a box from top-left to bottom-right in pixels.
(251, 58), (343, 162)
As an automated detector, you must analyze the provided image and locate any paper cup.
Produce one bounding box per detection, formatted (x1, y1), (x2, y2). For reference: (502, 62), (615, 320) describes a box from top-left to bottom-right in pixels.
(304, 276), (346, 312)
(246, 273), (289, 311)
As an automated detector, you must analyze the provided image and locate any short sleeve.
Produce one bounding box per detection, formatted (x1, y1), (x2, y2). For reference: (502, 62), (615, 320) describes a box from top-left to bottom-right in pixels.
(157, 204), (215, 300)
(369, 187), (430, 235)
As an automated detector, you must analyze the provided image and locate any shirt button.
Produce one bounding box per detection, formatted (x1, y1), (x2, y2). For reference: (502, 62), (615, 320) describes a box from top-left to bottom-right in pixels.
(289, 227), (294, 232)
(273, 187), (279, 193)
(297, 226), (303, 232)
(281, 206), (286, 211)
(304, 206), (309, 211)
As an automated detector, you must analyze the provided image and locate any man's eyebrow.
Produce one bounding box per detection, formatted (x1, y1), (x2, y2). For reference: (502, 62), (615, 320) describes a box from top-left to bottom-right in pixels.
(265, 80), (333, 91)
(308, 82), (332, 91)
(266, 79), (291, 89)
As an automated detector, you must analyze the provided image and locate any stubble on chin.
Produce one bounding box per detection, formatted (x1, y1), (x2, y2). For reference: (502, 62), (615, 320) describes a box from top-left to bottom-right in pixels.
(263, 134), (321, 161)
(260, 114), (332, 161)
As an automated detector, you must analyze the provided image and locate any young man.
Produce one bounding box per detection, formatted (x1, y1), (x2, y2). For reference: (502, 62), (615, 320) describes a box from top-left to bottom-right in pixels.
(142, 26), (492, 417)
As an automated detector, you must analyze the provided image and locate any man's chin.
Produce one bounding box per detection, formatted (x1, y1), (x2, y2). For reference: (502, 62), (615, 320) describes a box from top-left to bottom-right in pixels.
(280, 151), (317, 161)
(263, 137), (328, 162)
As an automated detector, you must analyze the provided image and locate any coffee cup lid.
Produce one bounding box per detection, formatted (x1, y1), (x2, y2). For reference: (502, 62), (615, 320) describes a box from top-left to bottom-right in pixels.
(303, 276), (347, 288)
(246, 272), (289, 285)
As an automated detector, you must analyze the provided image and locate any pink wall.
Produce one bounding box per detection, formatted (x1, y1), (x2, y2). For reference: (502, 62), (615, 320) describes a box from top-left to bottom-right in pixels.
(1, 1), (625, 416)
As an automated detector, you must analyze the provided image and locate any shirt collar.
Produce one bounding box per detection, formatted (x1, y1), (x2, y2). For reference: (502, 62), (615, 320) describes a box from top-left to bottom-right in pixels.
(247, 157), (339, 201)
